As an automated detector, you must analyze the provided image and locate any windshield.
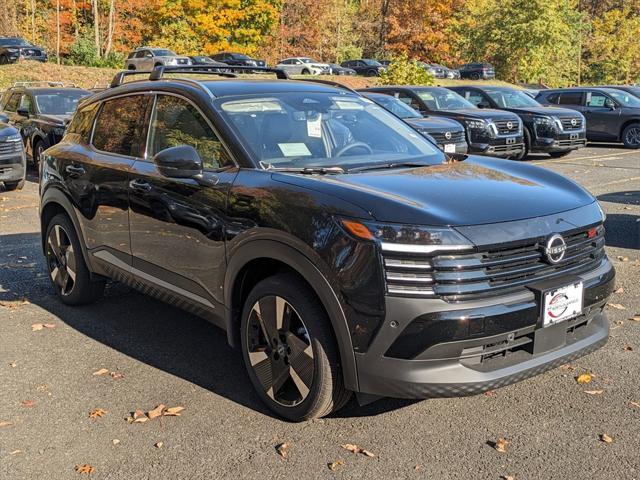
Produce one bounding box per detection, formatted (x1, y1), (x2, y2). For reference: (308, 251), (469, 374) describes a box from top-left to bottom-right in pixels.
(367, 95), (421, 119)
(151, 49), (176, 56)
(486, 90), (541, 108)
(300, 58), (316, 64)
(0, 38), (31, 46)
(608, 90), (640, 108)
(417, 89), (476, 110)
(232, 54), (251, 60)
(214, 92), (442, 170)
(35, 91), (88, 115)
(363, 59), (382, 66)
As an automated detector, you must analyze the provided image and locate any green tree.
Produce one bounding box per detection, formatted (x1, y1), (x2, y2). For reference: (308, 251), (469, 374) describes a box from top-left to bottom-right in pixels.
(379, 53), (434, 85)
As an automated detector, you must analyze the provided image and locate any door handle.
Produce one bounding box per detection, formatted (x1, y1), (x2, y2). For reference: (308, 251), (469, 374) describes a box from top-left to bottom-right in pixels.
(129, 179), (152, 192)
(65, 165), (85, 177)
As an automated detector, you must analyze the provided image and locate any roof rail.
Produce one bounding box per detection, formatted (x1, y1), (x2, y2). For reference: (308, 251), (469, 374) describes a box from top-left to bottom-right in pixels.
(12, 81), (77, 88)
(149, 65), (290, 81)
(291, 78), (358, 94)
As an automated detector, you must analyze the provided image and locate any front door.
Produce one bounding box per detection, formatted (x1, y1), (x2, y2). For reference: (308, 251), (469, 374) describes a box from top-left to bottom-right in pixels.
(128, 93), (238, 319)
(583, 91), (620, 140)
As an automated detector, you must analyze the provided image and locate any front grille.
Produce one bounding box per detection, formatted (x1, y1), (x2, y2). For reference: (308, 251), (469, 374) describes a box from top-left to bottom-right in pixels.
(491, 143), (523, 152)
(430, 131), (466, 144)
(560, 116), (583, 131)
(383, 225), (606, 301)
(557, 139), (586, 147)
(494, 119), (521, 135)
(0, 141), (22, 155)
(177, 58), (189, 65)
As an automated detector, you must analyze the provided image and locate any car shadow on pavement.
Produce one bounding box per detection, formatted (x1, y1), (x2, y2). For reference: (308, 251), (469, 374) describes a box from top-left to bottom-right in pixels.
(0, 231), (415, 420)
(598, 191), (640, 207)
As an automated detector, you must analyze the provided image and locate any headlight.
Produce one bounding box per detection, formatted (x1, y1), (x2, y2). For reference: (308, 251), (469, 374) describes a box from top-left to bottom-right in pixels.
(7, 48), (19, 53)
(339, 218), (473, 254)
(465, 119), (487, 130)
(534, 116), (554, 126)
(0, 133), (21, 142)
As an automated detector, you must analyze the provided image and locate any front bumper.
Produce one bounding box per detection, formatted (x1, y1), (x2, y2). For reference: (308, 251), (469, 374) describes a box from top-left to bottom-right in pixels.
(437, 141), (468, 154)
(355, 258), (615, 398)
(532, 131), (587, 153)
(470, 136), (524, 158)
(0, 150), (26, 183)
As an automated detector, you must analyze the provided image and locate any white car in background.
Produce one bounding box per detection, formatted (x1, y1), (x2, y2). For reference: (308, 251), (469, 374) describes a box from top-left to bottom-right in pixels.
(275, 57), (330, 75)
(125, 47), (192, 70)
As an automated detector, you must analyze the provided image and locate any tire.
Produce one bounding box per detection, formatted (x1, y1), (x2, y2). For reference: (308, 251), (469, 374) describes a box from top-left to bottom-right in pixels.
(549, 150), (572, 159)
(3, 179), (25, 191)
(514, 128), (531, 161)
(240, 273), (351, 421)
(154, 63), (162, 68)
(366, 69), (377, 77)
(0, 54), (8, 65)
(301, 69), (310, 75)
(44, 213), (105, 305)
(621, 123), (640, 149)
(32, 138), (45, 167)
(127, 64), (136, 70)
(471, 72), (480, 80)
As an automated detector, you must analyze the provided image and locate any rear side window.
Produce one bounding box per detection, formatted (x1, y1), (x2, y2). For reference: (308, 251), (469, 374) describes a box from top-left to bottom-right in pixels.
(93, 95), (149, 157)
(66, 102), (98, 143)
(4, 93), (21, 112)
(558, 92), (583, 105)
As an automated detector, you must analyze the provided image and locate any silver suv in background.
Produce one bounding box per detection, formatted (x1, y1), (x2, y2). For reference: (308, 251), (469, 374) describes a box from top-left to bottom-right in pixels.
(275, 57), (330, 75)
(125, 47), (191, 70)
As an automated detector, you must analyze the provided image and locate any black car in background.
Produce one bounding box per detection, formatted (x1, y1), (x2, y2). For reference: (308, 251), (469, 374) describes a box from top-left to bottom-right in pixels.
(448, 86), (586, 158)
(39, 67), (614, 421)
(536, 87), (640, 148)
(458, 63), (495, 80)
(189, 56), (228, 67)
(328, 63), (356, 75)
(360, 91), (468, 153)
(0, 122), (26, 190)
(0, 37), (48, 64)
(363, 86), (523, 158)
(0, 84), (90, 165)
(210, 52), (266, 67)
(341, 59), (386, 76)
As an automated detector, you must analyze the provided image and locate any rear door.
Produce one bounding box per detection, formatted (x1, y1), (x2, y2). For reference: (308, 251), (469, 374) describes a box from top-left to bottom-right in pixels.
(583, 91), (620, 140)
(128, 92), (238, 317)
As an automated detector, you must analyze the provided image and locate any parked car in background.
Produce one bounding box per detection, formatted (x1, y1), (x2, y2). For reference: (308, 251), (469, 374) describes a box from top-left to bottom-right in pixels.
(417, 62), (444, 79)
(360, 91), (468, 154)
(0, 122), (26, 190)
(276, 57), (330, 75)
(328, 63), (356, 76)
(189, 56), (228, 67)
(433, 64), (460, 79)
(125, 47), (191, 70)
(599, 85), (640, 99)
(448, 86), (586, 159)
(210, 52), (266, 67)
(0, 83), (91, 166)
(0, 37), (47, 64)
(341, 59), (386, 76)
(458, 63), (495, 80)
(537, 87), (640, 148)
(363, 86), (523, 158)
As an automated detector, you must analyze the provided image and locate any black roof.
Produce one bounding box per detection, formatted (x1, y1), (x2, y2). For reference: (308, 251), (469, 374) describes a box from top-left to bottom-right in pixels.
(541, 86), (621, 94)
(202, 79), (343, 97)
(7, 87), (90, 95)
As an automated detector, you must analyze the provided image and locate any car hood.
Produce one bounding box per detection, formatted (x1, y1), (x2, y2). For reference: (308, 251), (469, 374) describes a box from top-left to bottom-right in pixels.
(38, 114), (71, 125)
(0, 123), (19, 136)
(438, 108), (518, 121)
(500, 106), (584, 117)
(405, 116), (464, 131)
(273, 156), (595, 226)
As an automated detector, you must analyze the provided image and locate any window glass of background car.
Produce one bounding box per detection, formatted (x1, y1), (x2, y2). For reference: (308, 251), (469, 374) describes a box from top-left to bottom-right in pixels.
(66, 102), (98, 143)
(396, 93), (422, 110)
(586, 92), (608, 108)
(4, 93), (21, 112)
(92, 95), (148, 157)
(558, 92), (583, 105)
(35, 91), (87, 115)
(608, 90), (640, 107)
(18, 94), (33, 113)
(463, 91), (485, 107)
(148, 95), (231, 170)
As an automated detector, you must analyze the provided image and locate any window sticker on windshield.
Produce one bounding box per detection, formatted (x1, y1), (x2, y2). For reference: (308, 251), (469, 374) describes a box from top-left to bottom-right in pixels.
(278, 143), (312, 157)
(221, 100), (282, 113)
(334, 100), (364, 110)
(307, 113), (322, 138)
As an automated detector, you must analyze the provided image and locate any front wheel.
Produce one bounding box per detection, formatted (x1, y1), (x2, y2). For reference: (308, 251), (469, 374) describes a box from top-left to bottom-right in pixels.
(33, 139), (45, 167)
(240, 274), (351, 421)
(0, 54), (8, 65)
(514, 128), (531, 161)
(622, 123), (640, 149)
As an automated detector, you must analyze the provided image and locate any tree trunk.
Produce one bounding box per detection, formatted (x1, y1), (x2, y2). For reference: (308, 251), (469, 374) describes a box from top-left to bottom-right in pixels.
(56, 0), (61, 65)
(93, 0), (101, 58)
(31, 0), (36, 43)
(105, 0), (115, 56)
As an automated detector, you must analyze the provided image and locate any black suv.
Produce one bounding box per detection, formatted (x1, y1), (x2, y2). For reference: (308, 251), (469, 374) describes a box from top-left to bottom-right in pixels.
(0, 37), (48, 64)
(210, 52), (266, 67)
(0, 83), (90, 166)
(340, 59), (386, 77)
(458, 63), (495, 80)
(449, 86), (586, 159)
(363, 86), (524, 158)
(39, 67), (614, 421)
(536, 87), (640, 148)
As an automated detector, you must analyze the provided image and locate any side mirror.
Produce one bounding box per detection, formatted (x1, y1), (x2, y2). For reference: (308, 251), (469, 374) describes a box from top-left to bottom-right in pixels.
(605, 99), (617, 110)
(17, 107), (30, 118)
(153, 145), (203, 178)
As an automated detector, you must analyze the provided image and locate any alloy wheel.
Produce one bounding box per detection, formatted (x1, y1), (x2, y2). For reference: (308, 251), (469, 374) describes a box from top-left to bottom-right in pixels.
(245, 295), (314, 407)
(625, 127), (640, 147)
(46, 224), (77, 296)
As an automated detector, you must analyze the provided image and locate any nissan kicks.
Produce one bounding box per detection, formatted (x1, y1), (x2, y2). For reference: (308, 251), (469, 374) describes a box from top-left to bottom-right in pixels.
(39, 68), (615, 421)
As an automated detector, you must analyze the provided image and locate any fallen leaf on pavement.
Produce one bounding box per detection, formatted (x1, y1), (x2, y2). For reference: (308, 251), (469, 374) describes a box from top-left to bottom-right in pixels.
(31, 323), (55, 331)
(584, 390), (603, 395)
(576, 373), (593, 384)
(607, 303), (626, 310)
(21, 399), (35, 408)
(9, 450), (22, 455)
(614, 287), (624, 294)
(154, 442), (163, 448)
(623, 345), (634, 351)
(147, 404), (166, 420)
(559, 364), (576, 371)
(9, 362), (17, 367)
(0, 298), (29, 309)
(501, 476), (515, 480)
(92, 368), (109, 376)
(600, 433), (614, 444)
(89, 408), (107, 419)
(494, 438), (509, 453)
(630, 315), (640, 322)
(127, 410), (148, 424)
(328, 459), (345, 471)
(163, 406), (184, 416)
(110, 371), (124, 380)
(616, 256), (629, 262)
(276, 442), (291, 458)
(74, 464), (96, 474)
(483, 390), (496, 397)
(0, 421), (12, 427)
(341, 443), (375, 457)
(630, 401), (640, 408)
(112, 439), (120, 445)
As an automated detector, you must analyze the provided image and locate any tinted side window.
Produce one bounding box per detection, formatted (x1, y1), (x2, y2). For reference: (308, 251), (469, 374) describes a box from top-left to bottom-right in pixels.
(397, 92), (422, 110)
(93, 95), (149, 157)
(559, 92), (583, 105)
(461, 90), (484, 107)
(4, 93), (21, 112)
(544, 93), (560, 104)
(66, 102), (98, 143)
(148, 95), (232, 169)
(586, 92), (608, 107)
(19, 94), (33, 113)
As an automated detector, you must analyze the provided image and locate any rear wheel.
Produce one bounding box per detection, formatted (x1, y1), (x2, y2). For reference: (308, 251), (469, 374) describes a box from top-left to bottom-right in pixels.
(622, 123), (640, 149)
(471, 72), (480, 80)
(240, 274), (351, 421)
(301, 68), (310, 75)
(45, 214), (105, 305)
(127, 64), (136, 70)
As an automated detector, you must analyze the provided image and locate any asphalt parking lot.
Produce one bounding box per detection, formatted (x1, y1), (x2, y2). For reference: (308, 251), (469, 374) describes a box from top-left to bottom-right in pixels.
(1, 146), (639, 480)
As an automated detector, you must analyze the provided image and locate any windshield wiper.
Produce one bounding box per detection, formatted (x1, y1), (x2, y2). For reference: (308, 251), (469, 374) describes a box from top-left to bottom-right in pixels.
(267, 166), (345, 175)
(347, 162), (433, 173)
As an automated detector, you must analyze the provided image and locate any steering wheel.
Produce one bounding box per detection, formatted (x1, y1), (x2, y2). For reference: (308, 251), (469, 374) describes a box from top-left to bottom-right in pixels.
(334, 142), (373, 157)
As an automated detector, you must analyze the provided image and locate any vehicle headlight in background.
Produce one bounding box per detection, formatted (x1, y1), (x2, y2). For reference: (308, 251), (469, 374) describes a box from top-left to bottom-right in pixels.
(464, 119), (487, 130)
(339, 218), (473, 254)
(7, 48), (19, 53)
(0, 133), (21, 142)
(533, 115), (559, 137)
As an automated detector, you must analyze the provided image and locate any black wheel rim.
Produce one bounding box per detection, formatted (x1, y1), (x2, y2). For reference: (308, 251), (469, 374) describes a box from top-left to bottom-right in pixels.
(246, 296), (314, 407)
(46, 224), (77, 296)
(625, 127), (640, 146)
